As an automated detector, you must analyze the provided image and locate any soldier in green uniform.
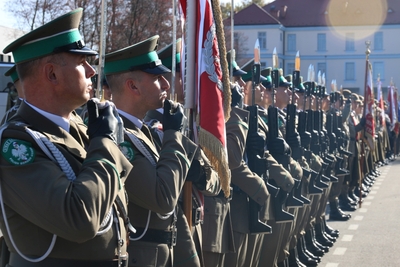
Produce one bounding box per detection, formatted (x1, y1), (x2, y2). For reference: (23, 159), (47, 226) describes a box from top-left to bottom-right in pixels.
(222, 56), (273, 267)
(1, 65), (23, 124)
(104, 35), (199, 267)
(241, 67), (299, 267)
(0, 8), (133, 266)
(145, 38), (222, 267)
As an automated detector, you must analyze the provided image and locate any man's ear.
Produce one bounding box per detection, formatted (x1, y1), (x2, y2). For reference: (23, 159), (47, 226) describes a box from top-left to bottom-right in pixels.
(44, 63), (58, 84)
(127, 79), (140, 95)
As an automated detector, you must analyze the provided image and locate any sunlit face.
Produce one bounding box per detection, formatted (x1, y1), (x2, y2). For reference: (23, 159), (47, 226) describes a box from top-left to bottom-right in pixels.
(297, 93), (305, 109)
(322, 96), (330, 111)
(56, 53), (96, 109)
(234, 76), (246, 90)
(275, 85), (290, 108)
(136, 72), (170, 110)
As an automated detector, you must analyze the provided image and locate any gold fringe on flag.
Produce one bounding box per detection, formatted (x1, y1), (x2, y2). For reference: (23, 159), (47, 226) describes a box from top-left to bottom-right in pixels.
(212, 0), (231, 122)
(199, 127), (231, 198)
(203, 0), (231, 198)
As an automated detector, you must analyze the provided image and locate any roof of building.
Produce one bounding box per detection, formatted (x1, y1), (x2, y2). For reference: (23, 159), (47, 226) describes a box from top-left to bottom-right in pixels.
(232, 3), (281, 26)
(232, 0), (400, 27)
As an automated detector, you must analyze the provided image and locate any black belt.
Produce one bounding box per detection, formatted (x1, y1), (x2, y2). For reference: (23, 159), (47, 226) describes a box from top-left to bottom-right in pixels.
(8, 252), (127, 267)
(129, 227), (177, 247)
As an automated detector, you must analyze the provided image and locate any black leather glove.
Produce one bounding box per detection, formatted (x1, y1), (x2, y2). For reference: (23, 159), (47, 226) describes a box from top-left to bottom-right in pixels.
(300, 131), (311, 148)
(231, 84), (244, 108)
(359, 117), (366, 127)
(186, 159), (204, 182)
(286, 132), (301, 149)
(87, 99), (119, 143)
(268, 137), (290, 156)
(163, 100), (185, 132)
(246, 131), (265, 156)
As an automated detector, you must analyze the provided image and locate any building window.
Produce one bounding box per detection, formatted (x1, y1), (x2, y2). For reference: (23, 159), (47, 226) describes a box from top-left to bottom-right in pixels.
(373, 62), (384, 81)
(287, 63), (295, 75)
(287, 34), (296, 52)
(317, 33), (326, 51)
(374, 32), (383, 50)
(316, 62), (326, 78)
(258, 32), (267, 49)
(345, 62), (355, 80)
(345, 33), (355, 51)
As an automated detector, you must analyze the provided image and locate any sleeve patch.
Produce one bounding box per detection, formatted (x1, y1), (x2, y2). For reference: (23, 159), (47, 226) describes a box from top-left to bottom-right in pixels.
(118, 141), (135, 161)
(2, 138), (36, 165)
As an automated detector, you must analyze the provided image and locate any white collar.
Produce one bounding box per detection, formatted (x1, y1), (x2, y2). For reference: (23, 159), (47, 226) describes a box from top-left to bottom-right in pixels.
(25, 100), (70, 132)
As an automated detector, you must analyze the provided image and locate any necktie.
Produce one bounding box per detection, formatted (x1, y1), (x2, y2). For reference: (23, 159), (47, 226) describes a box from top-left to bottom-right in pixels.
(141, 124), (154, 145)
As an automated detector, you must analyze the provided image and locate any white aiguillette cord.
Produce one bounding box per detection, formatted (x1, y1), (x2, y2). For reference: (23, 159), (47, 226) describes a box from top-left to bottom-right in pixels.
(0, 125), (113, 262)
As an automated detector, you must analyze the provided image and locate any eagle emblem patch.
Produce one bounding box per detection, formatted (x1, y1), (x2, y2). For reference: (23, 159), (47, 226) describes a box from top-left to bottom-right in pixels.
(2, 139), (35, 165)
(119, 141), (135, 161)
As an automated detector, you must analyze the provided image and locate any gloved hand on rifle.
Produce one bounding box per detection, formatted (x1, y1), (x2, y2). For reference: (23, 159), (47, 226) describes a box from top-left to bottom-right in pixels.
(268, 137), (290, 164)
(163, 100), (186, 132)
(286, 132), (302, 161)
(246, 131), (266, 156)
(300, 131), (311, 148)
(286, 132), (301, 149)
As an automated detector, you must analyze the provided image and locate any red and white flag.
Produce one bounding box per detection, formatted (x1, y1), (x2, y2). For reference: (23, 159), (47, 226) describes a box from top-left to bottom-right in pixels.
(377, 76), (385, 127)
(179, 0), (230, 197)
(388, 84), (399, 134)
(363, 61), (375, 149)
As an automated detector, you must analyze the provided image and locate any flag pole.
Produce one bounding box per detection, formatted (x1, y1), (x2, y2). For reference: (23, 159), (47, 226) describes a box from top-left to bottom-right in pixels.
(170, 0), (177, 101)
(182, 0), (196, 230)
(96, 0), (107, 100)
(230, 0), (234, 82)
(360, 41), (371, 208)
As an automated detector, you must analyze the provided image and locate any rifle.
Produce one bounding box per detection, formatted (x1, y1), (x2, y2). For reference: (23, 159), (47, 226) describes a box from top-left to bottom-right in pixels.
(246, 50), (273, 234)
(285, 67), (309, 206)
(266, 53), (295, 222)
(302, 81), (325, 194)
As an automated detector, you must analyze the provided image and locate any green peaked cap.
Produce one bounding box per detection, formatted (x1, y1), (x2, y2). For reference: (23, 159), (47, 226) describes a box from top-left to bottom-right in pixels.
(5, 65), (19, 83)
(157, 38), (182, 71)
(3, 8), (97, 63)
(261, 67), (272, 88)
(105, 35), (171, 75)
(226, 49), (247, 76)
(240, 59), (268, 83)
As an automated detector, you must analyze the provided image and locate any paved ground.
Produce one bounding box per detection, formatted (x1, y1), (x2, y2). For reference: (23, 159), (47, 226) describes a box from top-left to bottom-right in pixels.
(319, 158), (400, 267)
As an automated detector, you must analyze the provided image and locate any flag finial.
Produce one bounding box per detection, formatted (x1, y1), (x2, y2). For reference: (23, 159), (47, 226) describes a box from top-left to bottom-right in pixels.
(365, 40), (371, 59)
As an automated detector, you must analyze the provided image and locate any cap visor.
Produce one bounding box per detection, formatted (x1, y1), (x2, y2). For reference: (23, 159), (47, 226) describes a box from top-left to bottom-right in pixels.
(142, 64), (171, 74)
(233, 69), (247, 76)
(69, 47), (98, 56)
(279, 82), (291, 87)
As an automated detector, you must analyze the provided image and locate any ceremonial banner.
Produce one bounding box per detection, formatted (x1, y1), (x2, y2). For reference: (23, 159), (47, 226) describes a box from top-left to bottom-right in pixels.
(363, 61), (375, 149)
(388, 84), (398, 133)
(377, 76), (385, 127)
(179, 0), (231, 197)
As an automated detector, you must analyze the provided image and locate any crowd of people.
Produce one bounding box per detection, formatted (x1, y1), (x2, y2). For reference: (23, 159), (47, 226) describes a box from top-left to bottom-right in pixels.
(0, 8), (397, 267)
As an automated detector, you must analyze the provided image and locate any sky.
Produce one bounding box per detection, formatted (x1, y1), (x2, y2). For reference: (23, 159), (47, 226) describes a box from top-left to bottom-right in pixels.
(0, 0), (274, 29)
(0, 0), (19, 29)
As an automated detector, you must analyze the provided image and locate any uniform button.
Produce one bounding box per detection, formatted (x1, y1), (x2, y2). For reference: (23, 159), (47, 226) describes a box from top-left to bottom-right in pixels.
(120, 169), (126, 177)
